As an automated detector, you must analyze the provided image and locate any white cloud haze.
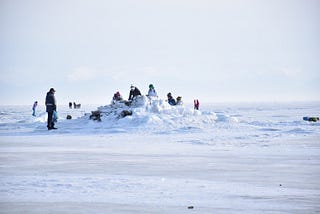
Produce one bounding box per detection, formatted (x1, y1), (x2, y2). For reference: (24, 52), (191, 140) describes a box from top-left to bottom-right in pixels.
(0, 0), (319, 105)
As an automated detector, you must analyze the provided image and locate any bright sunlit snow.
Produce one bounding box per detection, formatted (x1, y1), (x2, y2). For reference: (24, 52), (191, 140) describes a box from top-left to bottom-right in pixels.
(0, 100), (319, 213)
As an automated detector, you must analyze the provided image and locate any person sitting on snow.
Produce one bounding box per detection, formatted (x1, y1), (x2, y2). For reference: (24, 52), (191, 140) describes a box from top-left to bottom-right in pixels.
(128, 85), (141, 101)
(176, 96), (183, 105)
(147, 84), (158, 97)
(167, 92), (176, 106)
(112, 91), (123, 103)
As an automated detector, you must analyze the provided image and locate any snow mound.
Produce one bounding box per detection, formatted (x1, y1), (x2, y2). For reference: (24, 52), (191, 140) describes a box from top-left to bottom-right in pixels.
(86, 96), (220, 131)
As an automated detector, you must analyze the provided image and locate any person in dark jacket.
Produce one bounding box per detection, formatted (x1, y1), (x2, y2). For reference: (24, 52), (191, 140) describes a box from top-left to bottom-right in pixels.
(128, 85), (141, 101)
(45, 88), (57, 130)
(167, 92), (176, 106)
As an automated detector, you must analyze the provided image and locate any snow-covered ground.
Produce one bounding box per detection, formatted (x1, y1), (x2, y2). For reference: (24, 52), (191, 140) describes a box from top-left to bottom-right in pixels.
(0, 100), (319, 213)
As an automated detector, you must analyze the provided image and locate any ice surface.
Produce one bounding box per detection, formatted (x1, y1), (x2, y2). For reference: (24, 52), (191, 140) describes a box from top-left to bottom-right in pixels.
(0, 100), (319, 213)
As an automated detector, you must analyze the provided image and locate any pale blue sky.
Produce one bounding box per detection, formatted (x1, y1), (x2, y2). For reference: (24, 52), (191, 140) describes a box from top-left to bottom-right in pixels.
(1, 0), (319, 105)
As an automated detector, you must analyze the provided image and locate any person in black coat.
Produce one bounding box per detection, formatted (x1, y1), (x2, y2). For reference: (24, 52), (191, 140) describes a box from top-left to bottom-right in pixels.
(128, 85), (141, 101)
(45, 88), (57, 130)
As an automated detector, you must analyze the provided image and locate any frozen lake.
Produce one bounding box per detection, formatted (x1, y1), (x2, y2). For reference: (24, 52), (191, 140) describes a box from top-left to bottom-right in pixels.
(0, 101), (319, 213)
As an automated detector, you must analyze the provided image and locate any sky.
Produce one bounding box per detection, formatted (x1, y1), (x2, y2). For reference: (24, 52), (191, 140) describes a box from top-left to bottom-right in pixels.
(0, 0), (319, 105)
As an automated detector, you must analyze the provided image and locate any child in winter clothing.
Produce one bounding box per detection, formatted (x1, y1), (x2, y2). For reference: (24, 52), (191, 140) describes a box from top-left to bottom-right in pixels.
(194, 99), (199, 110)
(167, 93), (176, 106)
(147, 84), (158, 97)
(32, 101), (38, 116)
(176, 96), (183, 105)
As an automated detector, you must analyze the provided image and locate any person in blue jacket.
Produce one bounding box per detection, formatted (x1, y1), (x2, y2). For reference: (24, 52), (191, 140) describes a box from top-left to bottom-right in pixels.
(45, 88), (57, 130)
(167, 92), (176, 106)
(32, 101), (38, 116)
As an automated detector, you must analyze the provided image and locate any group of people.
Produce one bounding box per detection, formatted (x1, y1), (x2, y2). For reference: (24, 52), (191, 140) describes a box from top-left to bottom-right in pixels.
(112, 84), (186, 107)
(113, 84), (157, 103)
(68, 102), (81, 109)
(166, 92), (183, 106)
(40, 85), (199, 131)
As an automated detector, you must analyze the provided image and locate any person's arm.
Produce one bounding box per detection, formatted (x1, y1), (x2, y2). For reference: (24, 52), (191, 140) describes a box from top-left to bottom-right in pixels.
(129, 91), (132, 100)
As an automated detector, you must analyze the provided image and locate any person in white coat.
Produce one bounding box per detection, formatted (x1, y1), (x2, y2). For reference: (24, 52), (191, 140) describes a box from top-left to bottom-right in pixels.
(147, 84), (158, 97)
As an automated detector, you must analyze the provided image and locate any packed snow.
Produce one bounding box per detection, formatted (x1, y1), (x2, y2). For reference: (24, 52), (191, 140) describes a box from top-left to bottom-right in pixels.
(0, 99), (319, 213)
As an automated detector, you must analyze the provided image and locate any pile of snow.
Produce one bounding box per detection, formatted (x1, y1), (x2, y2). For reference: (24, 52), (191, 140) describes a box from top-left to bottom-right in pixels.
(87, 96), (219, 131)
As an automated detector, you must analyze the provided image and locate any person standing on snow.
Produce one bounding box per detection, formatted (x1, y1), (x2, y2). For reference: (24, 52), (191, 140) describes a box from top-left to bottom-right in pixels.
(45, 88), (57, 130)
(128, 85), (141, 101)
(32, 101), (38, 116)
(147, 84), (158, 97)
(194, 99), (199, 110)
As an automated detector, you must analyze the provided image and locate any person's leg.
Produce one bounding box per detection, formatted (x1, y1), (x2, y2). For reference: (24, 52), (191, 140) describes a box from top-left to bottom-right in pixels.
(47, 111), (53, 129)
(51, 119), (55, 129)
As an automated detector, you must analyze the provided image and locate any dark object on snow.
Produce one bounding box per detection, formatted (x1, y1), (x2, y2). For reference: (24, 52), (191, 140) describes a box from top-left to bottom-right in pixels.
(120, 110), (132, 118)
(167, 92), (176, 106)
(128, 85), (141, 101)
(73, 102), (81, 109)
(66, 115), (72, 120)
(90, 110), (101, 121)
(124, 101), (132, 106)
(45, 88), (57, 130)
(188, 206), (194, 209)
(303, 117), (319, 122)
(194, 99), (199, 110)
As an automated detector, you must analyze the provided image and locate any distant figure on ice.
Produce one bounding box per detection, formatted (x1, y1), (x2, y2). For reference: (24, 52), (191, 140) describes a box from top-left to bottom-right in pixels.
(128, 85), (141, 101)
(73, 102), (81, 109)
(45, 88), (57, 130)
(69, 102), (72, 109)
(167, 92), (176, 106)
(32, 101), (38, 116)
(194, 99), (199, 110)
(147, 84), (158, 97)
(176, 96), (183, 105)
(112, 91), (123, 103)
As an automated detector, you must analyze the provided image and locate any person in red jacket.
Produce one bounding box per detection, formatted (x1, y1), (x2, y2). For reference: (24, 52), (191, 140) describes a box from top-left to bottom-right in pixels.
(194, 99), (200, 110)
